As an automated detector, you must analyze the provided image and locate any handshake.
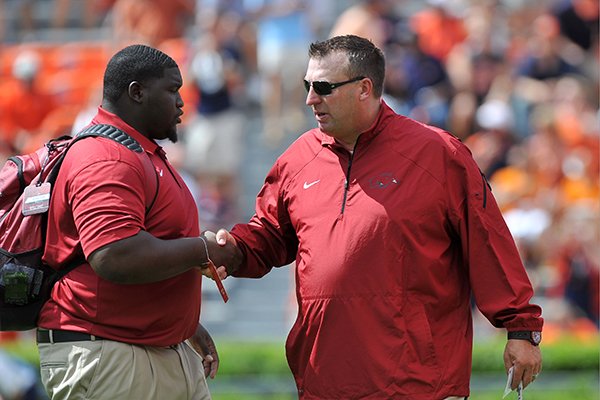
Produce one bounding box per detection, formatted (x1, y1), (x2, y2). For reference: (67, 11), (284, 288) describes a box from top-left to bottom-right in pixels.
(198, 229), (242, 284)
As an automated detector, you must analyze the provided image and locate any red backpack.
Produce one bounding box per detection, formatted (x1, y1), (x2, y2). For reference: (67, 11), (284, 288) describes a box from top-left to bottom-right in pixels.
(0, 124), (155, 331)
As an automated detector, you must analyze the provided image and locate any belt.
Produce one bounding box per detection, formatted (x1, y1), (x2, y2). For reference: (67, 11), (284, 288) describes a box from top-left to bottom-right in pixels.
(37, 329), (104, 344)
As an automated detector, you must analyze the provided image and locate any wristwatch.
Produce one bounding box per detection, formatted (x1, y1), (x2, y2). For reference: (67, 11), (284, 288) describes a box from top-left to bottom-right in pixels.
(508, 331), (542, 346)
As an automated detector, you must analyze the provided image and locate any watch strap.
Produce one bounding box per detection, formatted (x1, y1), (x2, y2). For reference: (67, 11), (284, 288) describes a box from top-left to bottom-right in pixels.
(508, 330), (541, 345)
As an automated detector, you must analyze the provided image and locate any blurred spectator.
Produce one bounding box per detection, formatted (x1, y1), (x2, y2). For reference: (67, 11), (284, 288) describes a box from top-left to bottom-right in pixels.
(503, 198), (552, 271)
(329, 0), (396, 49)
(514, 12), (580, 81)
(551, 75), (599, 150)
(51, 0), (110, 30)
(183, 8), (247, 230)
(553, 0), (599, 51)
(465, 99), (516, 178)
(549, 203), (600, 327)
(195, 0), (261, 89)
(4, 0), (110, 41)
(0, 49), (56, 153)
(384, 30), (452, 129)
(409, 0), (468, 64)
(489, 144), (537, 212)
(14, 0), (36, 39)
(110, 0), (195, 48)
(444, 0), (514, 139)
(245, 0), (314, 146)
(446, 51), (506, 139)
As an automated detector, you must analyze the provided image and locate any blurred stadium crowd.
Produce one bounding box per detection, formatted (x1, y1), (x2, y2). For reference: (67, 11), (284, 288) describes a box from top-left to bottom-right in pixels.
(0, 0), (598, 344)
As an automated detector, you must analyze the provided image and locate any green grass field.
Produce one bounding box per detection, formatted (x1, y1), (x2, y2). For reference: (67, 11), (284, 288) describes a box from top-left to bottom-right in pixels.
(203, 371), (599, 400)
(207, 386), (600, 400)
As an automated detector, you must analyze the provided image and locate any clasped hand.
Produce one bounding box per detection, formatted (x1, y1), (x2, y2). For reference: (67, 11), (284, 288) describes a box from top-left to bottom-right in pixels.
(199, 229), (241, 280)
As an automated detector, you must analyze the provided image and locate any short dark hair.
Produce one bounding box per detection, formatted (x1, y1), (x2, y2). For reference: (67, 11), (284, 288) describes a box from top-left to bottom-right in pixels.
(309, 35), (385, 97)
(103, 44), (178, 103)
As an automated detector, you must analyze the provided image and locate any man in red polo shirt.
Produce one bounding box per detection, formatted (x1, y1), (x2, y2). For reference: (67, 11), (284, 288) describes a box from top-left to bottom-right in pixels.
(36, 44), (241, 400)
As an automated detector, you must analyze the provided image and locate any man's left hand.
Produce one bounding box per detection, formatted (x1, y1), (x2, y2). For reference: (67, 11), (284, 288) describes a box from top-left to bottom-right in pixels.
(189, 323), (219, 379)
(503, 339), (542, 390)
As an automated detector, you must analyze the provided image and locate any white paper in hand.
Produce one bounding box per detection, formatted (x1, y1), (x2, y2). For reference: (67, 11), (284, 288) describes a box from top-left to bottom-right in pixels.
(503, 366), (524, 399)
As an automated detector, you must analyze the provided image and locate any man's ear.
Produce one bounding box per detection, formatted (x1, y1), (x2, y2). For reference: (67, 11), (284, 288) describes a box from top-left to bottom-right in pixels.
(127, 81), (144, 103)
(359, 78), (372, 101)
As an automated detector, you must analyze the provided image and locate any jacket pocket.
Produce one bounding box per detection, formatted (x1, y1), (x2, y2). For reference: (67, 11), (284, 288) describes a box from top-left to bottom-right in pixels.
(401, 300), (441, 394)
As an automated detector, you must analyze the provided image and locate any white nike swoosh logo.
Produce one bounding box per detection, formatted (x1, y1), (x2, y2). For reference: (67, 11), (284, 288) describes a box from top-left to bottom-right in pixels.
(303, 180), (320, 189)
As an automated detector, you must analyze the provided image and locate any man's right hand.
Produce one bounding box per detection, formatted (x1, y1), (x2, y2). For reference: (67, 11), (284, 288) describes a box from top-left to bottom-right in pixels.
(201, 230), (242, 277)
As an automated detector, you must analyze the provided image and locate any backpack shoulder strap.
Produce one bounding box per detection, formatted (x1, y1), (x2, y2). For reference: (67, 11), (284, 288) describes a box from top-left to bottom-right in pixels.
(74, 124), (144, 153)
(7, 156), (25, 194)
(46, 124), (143, 186)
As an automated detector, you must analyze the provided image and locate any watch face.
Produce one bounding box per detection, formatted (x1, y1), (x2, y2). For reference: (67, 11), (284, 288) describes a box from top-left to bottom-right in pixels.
(532, 331), (542, 345)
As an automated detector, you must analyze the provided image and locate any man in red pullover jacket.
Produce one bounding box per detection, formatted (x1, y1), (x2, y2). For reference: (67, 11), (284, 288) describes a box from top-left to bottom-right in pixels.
(213, 34), (543, 399)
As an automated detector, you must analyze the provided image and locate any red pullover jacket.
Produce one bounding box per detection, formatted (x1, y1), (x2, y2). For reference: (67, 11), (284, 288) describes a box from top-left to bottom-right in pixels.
(231, 101), (543, 399)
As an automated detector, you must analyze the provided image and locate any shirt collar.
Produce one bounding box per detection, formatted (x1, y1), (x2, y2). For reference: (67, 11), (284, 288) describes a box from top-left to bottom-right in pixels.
(90, 106), (160, 155)
(320, 100), (395, 149)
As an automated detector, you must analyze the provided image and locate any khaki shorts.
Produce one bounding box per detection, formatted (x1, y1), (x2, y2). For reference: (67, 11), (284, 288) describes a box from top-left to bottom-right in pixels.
(38, 339), (210, 400)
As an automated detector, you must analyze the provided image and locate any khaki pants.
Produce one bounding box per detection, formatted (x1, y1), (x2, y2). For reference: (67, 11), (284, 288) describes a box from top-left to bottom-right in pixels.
(38, 339), (210, 400)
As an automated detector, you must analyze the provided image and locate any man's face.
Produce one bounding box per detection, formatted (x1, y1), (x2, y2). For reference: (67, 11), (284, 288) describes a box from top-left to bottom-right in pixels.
(143, 67), (184, 143)
(304, 52), (363, 144)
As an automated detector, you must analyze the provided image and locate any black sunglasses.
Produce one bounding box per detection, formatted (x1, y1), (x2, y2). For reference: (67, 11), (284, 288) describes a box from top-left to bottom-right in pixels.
(303, 76), (365, 96)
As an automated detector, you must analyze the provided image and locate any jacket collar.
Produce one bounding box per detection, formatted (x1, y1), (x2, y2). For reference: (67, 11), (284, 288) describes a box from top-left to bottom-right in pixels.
(90, 106), (160, 155)
(320, 100), (396, 149)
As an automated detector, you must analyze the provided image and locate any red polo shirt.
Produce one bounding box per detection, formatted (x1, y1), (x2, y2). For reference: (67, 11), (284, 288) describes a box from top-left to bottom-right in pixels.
(39, 107), (202, 347)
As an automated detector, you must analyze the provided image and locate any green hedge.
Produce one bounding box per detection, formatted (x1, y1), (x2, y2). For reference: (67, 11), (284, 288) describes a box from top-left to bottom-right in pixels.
(471, 336), (600, 372)
(2, 334), (598, 375)
(214, 336), (600, 375)
(216, 341), (290, 375)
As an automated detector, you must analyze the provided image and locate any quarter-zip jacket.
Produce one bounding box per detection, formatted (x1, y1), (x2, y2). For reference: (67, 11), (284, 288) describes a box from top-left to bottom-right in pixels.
(231, 101), (543, 399)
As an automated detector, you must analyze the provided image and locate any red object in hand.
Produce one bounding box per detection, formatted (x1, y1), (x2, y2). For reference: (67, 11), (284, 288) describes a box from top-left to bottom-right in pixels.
(207, 262), (229, 303)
